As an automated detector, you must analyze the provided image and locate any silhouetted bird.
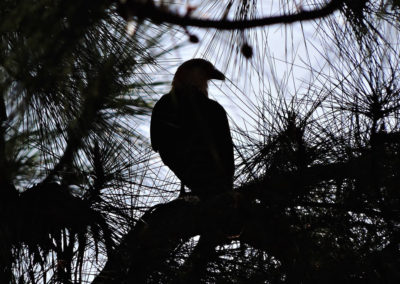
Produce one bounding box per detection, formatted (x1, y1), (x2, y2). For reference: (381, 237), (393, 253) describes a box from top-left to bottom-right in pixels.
(150, 59), (234, 198)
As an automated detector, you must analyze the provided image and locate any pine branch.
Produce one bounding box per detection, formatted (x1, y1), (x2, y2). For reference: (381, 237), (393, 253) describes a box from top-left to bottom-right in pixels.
(42, 61), (114, 185)
(117, 0), (343, 30)
(93, 140), (400, 282)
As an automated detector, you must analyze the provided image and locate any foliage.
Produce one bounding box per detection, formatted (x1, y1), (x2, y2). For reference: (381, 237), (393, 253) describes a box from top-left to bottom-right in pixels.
(0, 0), (171, 282)
(0, 0), (400, 283)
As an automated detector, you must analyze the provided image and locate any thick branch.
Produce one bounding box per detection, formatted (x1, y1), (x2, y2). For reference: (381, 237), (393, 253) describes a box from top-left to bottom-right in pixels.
(241, 155), (371, 201)
(93, 193), (244, 283)
(118, 0), (343, 30)
(93, 191), (320, 283)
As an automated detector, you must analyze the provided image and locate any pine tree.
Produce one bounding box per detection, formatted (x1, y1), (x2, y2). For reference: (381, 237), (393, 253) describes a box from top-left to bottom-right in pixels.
(1, 0), (400, 283)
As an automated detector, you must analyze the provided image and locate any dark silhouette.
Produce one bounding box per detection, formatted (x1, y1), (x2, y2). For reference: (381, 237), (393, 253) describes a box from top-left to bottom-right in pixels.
(150, 59), (234, 198)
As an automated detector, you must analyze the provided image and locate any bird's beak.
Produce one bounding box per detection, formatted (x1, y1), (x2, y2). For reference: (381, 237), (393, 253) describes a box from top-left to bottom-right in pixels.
(210, 68), (225, 81)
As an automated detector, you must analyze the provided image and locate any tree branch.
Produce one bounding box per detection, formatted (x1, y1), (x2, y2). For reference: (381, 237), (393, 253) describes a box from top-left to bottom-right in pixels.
(41, 62), (112, 185)
(93, 147), (397, 282)
(118, 0), (343, 30)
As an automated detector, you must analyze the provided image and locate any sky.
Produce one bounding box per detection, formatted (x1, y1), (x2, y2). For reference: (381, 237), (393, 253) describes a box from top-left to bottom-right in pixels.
(134, 0), (346, 199)
(140, 0), (339, 137)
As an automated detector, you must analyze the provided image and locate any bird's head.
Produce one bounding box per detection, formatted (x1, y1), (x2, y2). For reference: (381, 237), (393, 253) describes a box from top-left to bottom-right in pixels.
(172, 58), (225, 97)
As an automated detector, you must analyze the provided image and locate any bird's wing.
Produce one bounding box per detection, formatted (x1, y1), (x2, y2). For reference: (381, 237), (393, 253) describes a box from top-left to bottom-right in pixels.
(150, 95), (166, 152)
(150, 94), (182, 152)
(208, 100), (235, 178)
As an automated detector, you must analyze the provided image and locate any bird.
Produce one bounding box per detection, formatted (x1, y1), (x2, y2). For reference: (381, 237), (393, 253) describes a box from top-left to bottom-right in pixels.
(150, 59), (234, 199)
